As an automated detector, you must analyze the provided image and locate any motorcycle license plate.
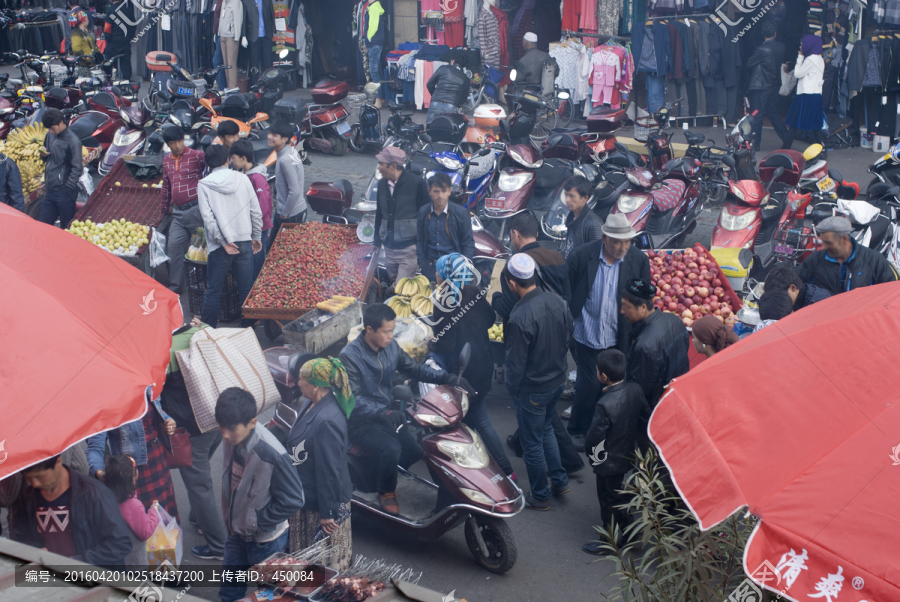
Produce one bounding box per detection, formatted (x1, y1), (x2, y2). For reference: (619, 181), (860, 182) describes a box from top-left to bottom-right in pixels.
(816, 177), (835, 193)
(336, 122), (351, 137)
(774, 244), (794, 255)
(486, 198), (505, 209)
(177, 86), (194, 96)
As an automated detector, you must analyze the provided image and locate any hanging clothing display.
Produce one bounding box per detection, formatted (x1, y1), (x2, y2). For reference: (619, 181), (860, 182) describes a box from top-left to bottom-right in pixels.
(579, 0), (597, 32)
(443, 0), (466, 47)
(596, 0), (622, 37)
(477, 5), (501, 65)
(422, 0), (445, 45)
(490, 5), (510, 66)
(465, 0), (479, 46)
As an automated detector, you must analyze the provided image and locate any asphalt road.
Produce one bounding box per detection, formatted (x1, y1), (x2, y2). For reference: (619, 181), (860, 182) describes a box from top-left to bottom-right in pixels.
(3, 62), (890, 601)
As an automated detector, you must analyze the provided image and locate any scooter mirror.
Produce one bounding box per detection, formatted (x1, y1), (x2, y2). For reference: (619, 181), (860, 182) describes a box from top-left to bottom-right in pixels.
(889, 186), (900, 197)
(199, 97), (215, 115)
(767, 166), (785, 189)
(509, 69), (517, 82)
(279, 48), (289, 59)
(458, 342), (471, 377)
(829, 169), (843, 182)
(392, 385), (414, 412)
(288, 352), (318, 385)
(160, 103), (172, 112)
(721, 155), (736, 169)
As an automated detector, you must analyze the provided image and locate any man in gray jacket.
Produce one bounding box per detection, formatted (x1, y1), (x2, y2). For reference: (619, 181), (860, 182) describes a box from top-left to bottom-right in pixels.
(268, 120), (307, 251)
(197, 144), (262, 327)
(216, 387), (305, 602)
(514, 32), (559, 91)
(38, 108), (82, 228)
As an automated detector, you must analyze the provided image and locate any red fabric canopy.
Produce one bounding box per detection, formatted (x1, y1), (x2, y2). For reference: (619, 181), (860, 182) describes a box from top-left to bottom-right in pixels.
(0, 204), (182, 479)
(650, 281), (900, 601)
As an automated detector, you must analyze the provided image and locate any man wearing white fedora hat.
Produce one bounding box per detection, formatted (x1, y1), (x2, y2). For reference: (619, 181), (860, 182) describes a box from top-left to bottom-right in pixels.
(565, 213), (650, 450)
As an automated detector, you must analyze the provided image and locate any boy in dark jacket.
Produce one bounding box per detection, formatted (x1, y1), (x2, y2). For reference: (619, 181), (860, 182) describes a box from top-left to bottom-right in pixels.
(11, 455), (133, 567)
(583, 349), (649, 555)
(763, 263), (831, 312)
(38, 108), (82, 228)
(217, 388), (305, 602)
(416, 172), (475, 281)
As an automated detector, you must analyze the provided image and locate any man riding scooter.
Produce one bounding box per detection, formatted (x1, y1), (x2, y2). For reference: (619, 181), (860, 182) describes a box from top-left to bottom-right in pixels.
(339, 304), (475, 515)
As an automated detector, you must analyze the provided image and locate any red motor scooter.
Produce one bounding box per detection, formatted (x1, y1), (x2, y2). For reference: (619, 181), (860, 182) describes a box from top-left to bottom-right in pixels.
(66, 88), (130, 153)
(99, 99), (156, 175)
(272, 79), (352, 156)
(265, 345), (522, 573)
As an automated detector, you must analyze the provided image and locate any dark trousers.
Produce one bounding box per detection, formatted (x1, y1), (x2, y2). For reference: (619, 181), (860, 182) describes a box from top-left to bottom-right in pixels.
(749, 88), (789, 149)
(201, 242), (254, 328)
(783, 126), (825, 151)
(704, 79), (726, 116)
(568, 339), (605, 437)
(38, 186), (77, 228)
(675, 79), (697, 116)
(252, 229), (269, 281)
(182, 429), (227, 555)
(220, 531), (288, 602)
(349, 422), (423, 493)
(268, 210), (306, 252)
(509, 410), (585, 473)
(107, 41), (132, 80)
(596, 473), (629, 530)
(248, 38), (274, 87)
(514, 385), (568, 502)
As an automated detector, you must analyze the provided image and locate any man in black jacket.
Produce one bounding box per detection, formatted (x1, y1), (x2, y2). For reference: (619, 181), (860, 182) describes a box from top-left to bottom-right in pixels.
(0, 152), (24, 212)
(38, 108), (82, 228)
(416, 172), (475, 281)
(11, 455), (132, 567)
(504, 254), (573, 510)
(566, 214), (650, 448)
(496, 212), (583, 475)
(426, 57), (471, 124)
(100, 0), (136, 80)
(373, 146), (430, 288)
(620, 278), (690, 421)
(747, 21), (789, 150)
(583, 349), (649, 555)
(797, 216), (897, 295)
(563, 176), (604, 261)
(515, 32), (559, 90)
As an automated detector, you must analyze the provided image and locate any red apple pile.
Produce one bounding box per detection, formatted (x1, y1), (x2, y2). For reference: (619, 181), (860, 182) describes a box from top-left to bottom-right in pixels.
(246, 222), (366, 309)
(646, 244), (737, 328)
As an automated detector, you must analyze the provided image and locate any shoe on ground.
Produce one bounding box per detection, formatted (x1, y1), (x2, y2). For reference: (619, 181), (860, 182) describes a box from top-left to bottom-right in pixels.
(561, 405), (572, 419)
(551, 484), (570, 496)
(192, 545), (223, 560)
(524, 492), (551, 511)
(379, 492), (400, 515)
(571, 435), (586, 452)
(583, 542), (606, 555)
(506, 435), (524, 458)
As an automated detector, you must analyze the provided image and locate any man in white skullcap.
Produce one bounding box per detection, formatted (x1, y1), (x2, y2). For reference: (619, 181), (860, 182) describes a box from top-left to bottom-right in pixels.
(514, 31), (559, 90)
(797, 215), (897, 295)
(503, 253), (573, 510)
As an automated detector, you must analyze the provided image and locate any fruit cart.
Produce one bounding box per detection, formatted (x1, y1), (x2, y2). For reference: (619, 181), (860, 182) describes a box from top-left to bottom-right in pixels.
(22, 146), (101, 219)
(70, 159), (166, 275)
(243, 222), (380, 340)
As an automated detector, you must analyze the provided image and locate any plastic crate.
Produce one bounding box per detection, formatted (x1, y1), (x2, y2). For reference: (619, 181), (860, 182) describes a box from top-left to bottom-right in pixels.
(185, 258), (241, 321)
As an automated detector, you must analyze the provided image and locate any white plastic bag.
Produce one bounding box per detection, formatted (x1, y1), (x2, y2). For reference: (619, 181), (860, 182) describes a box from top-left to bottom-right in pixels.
(146, 504), (183, 568)
(79, 167), (94, 196)
(149, 227), (170, 268)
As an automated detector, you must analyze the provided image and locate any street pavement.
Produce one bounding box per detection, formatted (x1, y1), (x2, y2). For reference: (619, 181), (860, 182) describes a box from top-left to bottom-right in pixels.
(2, 62), (891, 600)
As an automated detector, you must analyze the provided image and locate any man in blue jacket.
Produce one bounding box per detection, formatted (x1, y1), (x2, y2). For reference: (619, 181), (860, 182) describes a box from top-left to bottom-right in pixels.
(340, 304), (474, 515)
(416, 172), (475, 282)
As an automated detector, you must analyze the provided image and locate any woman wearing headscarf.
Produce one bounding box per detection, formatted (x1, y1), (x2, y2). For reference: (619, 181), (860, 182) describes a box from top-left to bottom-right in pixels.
(783, 35), (827, 154)
(691, 315), (739, 358)
(429, 253), (515, 480)
(287, 358), (354, 570)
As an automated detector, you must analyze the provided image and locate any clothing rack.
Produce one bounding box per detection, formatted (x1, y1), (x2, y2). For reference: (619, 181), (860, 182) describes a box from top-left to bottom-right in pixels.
(561, 30), (630, 41)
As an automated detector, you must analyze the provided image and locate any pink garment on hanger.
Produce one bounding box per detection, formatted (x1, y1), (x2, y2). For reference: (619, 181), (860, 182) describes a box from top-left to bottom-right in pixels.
(593, 84), (615, 104)
(578, 0), (597, 31)
(423, 61), (435, 107)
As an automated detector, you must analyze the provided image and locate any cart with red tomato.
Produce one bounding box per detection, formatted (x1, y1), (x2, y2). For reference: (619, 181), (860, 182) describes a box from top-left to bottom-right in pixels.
(243, 221), (379, 340)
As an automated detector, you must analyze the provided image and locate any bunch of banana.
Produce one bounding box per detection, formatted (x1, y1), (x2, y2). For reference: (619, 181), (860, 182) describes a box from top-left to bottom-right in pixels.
(488, 323), (504, 342)
(394, 275), (432, 297)
(386, 295), (413, 318)
(317, 295), (356, 314)
(409, 294), (433, 317)
(0, 123), (49, 196)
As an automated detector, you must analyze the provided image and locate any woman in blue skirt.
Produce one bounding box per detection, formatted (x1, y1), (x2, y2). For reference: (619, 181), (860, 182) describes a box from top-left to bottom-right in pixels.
(783, 35), (827, 156)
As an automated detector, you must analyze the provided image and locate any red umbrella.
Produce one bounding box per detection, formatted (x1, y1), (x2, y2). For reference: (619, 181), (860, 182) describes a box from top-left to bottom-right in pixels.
(649, 281), (900, 601)
(0, 204), (182, 479)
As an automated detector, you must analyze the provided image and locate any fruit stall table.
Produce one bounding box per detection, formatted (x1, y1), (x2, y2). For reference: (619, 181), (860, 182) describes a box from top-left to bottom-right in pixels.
(22, 146), (102, 219)
(243, 222), (379, 340)
(70, 159), (166, 274)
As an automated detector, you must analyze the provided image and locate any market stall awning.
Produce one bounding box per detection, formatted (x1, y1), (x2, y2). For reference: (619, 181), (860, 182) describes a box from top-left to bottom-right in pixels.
(0, 204), (182, 479)
(649, 281), (900, 601)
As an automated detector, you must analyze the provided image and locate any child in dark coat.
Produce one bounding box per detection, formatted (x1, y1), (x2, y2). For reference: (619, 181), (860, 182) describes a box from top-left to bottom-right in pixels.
(583, 349), (650, 555)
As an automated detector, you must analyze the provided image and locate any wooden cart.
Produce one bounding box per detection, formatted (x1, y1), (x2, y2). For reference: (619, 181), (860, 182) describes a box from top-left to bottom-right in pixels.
(243, 222), (380, 340)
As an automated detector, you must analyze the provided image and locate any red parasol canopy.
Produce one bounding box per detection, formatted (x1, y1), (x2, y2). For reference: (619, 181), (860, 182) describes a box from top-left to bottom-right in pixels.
(0, 204), (182, 479)
(650, 281), (900, 601)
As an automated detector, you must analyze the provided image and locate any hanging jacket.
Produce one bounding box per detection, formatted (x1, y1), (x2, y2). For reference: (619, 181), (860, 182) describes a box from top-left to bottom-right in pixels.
(721, 26), (741, 88)
(653, 22), (672, 77)
(846, 39), (871, 92)
(366, 0), (385, 47)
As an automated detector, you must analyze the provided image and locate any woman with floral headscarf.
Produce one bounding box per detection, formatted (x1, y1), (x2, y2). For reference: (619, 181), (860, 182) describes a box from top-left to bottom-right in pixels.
(429, 253), (516, 480)
(286, 357), (354, 570)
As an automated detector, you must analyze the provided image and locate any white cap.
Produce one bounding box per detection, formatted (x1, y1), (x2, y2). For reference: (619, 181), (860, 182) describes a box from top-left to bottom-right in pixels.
(523, 32), (538, 42)
(508, 253), (536, 279)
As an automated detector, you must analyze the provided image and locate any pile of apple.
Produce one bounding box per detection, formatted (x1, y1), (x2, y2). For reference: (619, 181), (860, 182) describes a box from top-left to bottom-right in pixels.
(647, 245), (736, 327)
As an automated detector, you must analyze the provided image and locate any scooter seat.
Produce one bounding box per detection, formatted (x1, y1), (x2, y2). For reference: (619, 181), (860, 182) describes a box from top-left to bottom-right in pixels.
(403, 123), (425, 132)
(388, 103), (405, 111)
(92, 91), (119, 110)
(69, 112), (108, 141)
(651, 179), (686, 212)
(535, 163), (570, 190)
(46, 87), (68, 100)
(761, 196), (784, 222)
(548, 126), (587, 135)
(865, 212), (891, 249)
(684, 131), (705, 146)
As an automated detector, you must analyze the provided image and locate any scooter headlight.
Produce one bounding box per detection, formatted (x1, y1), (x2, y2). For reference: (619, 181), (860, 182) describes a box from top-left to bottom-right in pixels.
(113, 129), (142, 147)
(437, 425), (489, 468)
(498, 171), (533, 191)
(416, 413), (450, 427)
(617, 193), (646, 213)
(170, 113), (182, 127)
(720, 206), (757, 231)
(436, 155), (463, 170)
(0, 107), (12, 115)
(459, 487), (495, 505)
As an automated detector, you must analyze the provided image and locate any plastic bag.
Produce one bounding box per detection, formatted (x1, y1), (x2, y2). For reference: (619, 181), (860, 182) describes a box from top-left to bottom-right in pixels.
(779, 69), (797, 96)
(149, 227), (170, 268)
(146, 504), (183, 568)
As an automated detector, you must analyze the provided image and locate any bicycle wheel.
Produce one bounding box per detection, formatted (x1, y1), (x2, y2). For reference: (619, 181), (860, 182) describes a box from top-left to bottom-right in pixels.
(529, 104), (558, 146)
(558, 93), (576, 127)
